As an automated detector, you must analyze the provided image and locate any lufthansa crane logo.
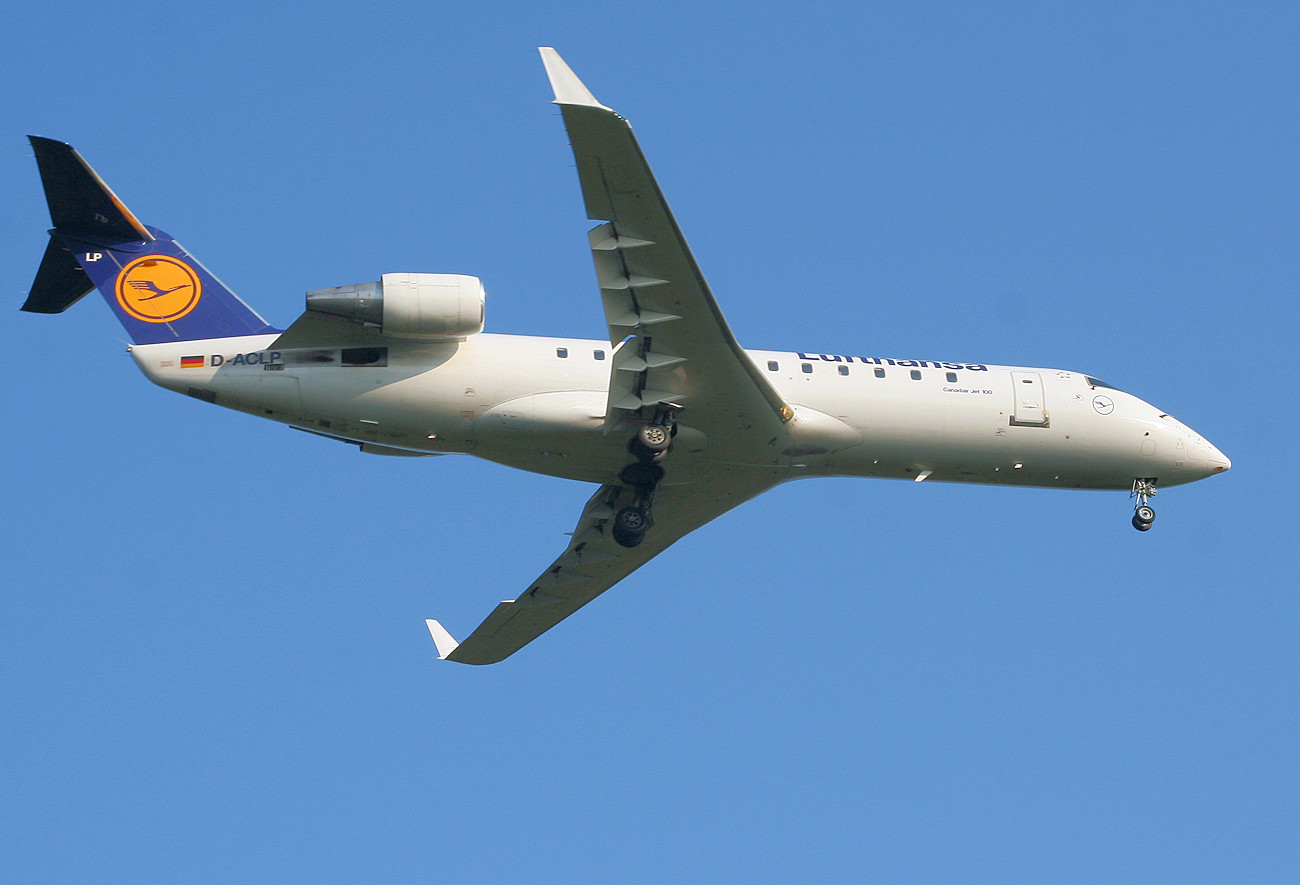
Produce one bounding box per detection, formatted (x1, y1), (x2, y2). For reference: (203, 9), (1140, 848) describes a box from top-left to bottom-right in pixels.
(115, 255), (202, 323)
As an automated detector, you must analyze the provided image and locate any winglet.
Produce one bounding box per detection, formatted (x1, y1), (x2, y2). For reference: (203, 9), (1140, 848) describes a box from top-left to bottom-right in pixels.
(425, 619), (460, 660)
(539, 47), (611, 110)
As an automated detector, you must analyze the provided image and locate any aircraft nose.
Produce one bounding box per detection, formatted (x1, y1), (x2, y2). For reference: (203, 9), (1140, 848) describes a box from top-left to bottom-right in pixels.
(1186, 433), (1231, 478)
(1206, 441), (1231, 474)
(1160, 413), (1229, 480)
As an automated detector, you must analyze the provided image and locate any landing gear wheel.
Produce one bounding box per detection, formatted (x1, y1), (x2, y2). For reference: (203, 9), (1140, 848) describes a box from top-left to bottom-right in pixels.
(638, 423), (671, 451)
(612, 506), (649, 548)
(1132, 505), (1155, 531)
(1130, 479), (1158, 532)
(619, 461), (664, 489)
(630, 423), (672, 461)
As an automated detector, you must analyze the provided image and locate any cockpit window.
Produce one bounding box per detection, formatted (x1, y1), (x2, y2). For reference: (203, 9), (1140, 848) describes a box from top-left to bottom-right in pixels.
(1086, 376), (1119, 391)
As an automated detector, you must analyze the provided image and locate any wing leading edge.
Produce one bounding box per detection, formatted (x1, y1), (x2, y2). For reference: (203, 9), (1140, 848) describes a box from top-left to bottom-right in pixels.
(427, 49), (796, 664)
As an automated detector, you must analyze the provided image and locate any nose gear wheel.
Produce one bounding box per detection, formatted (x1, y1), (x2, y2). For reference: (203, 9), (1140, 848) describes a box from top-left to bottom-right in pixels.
(1130, 479), (1157, 531)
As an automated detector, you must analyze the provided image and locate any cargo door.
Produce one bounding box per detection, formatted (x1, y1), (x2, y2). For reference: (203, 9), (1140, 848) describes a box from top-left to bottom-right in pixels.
(1010, 371), (1049, 426)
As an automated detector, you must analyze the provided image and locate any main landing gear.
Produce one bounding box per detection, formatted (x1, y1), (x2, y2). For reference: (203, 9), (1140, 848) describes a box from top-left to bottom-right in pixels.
(1131, 478), (1157, 532)
(630, 422), (672, 460)
(612, 418), (676, 548)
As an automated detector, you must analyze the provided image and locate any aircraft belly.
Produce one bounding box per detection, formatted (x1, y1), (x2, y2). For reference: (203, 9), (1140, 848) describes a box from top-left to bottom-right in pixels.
(252, 364), (470, 453)
(818, 386), (1137, 489)
(220, 371), (304, 418)
(471, 389), (624, 481)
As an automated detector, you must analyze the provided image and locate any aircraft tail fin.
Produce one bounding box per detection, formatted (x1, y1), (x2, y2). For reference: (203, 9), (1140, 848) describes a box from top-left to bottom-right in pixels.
(24, 136), (279, 344)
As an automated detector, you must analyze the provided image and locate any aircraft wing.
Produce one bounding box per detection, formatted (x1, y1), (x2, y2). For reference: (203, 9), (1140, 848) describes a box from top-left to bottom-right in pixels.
(427, 462), (783, 665)
(427, 51), (800, 664)
(539, 48), (792, 451)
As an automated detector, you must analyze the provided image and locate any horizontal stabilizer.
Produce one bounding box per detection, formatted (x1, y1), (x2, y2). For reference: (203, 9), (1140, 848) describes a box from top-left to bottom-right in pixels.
(23, 236), (93, 313)
(29, 136), (152, 242)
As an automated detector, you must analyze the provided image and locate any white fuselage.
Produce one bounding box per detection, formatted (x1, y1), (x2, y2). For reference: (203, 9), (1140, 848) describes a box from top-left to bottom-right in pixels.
(129, 332), (1229, 492)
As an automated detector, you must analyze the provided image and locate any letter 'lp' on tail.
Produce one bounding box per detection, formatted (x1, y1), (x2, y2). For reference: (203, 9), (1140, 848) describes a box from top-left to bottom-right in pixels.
(21, 49), (1230, 665)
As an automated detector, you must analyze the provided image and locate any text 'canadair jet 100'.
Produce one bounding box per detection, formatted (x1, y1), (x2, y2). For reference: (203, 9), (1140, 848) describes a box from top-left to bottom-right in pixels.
(23, 48), (1229, 664)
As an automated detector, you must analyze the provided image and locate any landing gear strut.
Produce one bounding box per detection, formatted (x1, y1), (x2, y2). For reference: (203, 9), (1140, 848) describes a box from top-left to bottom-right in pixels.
(1131, 479), (1157, 531)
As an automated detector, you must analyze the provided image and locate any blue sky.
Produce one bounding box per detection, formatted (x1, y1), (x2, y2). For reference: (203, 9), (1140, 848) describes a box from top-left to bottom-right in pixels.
(2, 2), (1295, 882)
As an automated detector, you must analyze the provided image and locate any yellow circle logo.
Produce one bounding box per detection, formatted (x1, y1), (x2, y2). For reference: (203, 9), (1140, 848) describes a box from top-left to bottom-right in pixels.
(116, 255), (202, 323)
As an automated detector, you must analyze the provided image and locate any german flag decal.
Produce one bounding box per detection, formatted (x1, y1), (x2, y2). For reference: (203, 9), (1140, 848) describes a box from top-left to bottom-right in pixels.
(180, 355), (205, 369)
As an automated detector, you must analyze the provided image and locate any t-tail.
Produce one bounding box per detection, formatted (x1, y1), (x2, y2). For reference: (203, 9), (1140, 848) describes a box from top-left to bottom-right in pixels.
(23, 136), (278, 344)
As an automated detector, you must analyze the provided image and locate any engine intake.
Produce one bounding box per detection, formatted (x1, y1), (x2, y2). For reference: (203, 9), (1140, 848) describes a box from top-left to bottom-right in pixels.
(306, 273), (485, 339)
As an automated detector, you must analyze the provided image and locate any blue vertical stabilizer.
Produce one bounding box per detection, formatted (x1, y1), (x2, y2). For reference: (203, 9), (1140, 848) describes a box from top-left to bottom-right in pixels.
(24, 136), (279, 344)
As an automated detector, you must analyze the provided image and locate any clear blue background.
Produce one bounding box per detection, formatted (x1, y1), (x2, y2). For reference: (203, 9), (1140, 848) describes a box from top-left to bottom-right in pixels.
(2, 2), (1294, 882)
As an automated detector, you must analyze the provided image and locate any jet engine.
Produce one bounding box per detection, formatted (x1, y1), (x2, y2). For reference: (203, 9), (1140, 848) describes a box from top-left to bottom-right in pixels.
(305, 273), (485, 339)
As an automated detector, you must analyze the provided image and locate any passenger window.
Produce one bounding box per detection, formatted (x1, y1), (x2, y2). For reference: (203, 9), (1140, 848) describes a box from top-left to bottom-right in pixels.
(838, 365), (850, 376)
(910, 369), (922, 380)
(594, 350), (605, 360)
(767, 360), (779, 371)
(946, 372), (958, 382)
(801, 363), (813, 374)
(556, 347), (568, 358)
(874, 367), (886, 378)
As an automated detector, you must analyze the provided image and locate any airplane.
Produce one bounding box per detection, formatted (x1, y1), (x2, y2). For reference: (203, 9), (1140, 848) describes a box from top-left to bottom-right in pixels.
(22, 48), (1230, 665)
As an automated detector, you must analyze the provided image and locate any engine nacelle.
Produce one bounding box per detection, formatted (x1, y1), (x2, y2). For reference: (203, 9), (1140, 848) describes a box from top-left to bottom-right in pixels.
(305, 273), (485, 339)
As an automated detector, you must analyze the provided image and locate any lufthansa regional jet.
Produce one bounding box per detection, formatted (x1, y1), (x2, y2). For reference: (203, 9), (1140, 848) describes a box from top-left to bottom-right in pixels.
(23, 49), (1229, 664)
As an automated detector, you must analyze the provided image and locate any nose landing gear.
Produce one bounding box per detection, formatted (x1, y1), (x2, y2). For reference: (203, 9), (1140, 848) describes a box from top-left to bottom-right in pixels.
(1131, 478), (1157, 531)
(1132, 505), (1156, 531)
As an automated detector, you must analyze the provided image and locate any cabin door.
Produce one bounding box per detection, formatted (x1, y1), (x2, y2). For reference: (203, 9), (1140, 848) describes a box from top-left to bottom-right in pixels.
(1010, 371), (1049, 426)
